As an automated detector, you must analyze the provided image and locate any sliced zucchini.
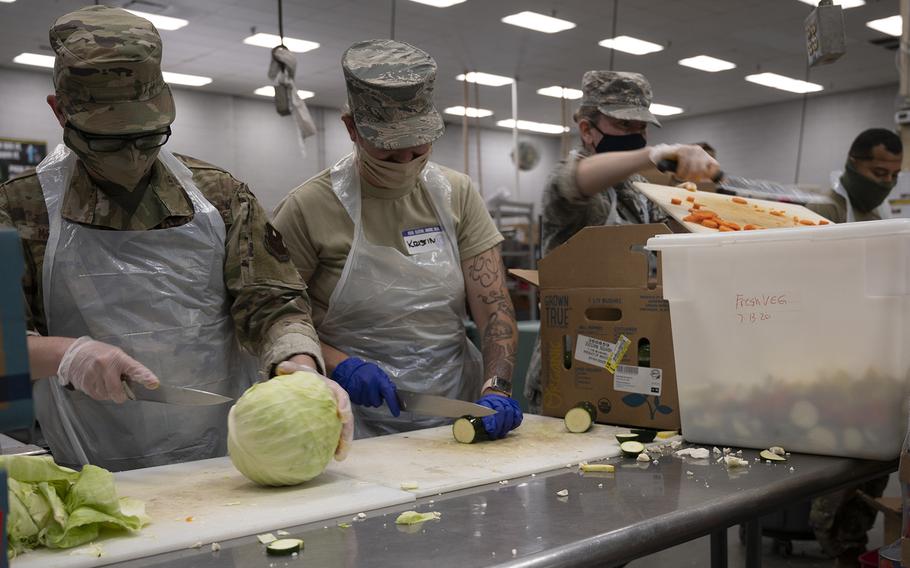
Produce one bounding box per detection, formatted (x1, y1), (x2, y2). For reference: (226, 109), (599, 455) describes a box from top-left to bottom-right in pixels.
(453, 416), (489, 444)
(579, 463), (614, 473)
(656, 430), (679, 440)
(615, 433), (639, 444)
(760, 450), (786, 462)
(266, 539), (303, 556)
(564, 402), (597, 433)
(630, 429), (658, 443)
(620, 441), (645, 458)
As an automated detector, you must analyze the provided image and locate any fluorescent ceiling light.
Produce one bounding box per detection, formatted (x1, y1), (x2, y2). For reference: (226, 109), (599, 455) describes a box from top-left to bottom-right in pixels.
(162, 72), (212, 87)
(797, 0), (865, 8)
(537, 86), (583, 100)
(501, 11), (576, 34)
(650, 103), (684, 116)
(243, 33), (319, 53)
(745, 72), (823, 94)
(598, 35), (663, 55)
(443, 106), (493, 118)
(0, 1), (18, 3)
(678, 55), (736, 73)
(407, 0), (466, 6)
(456, 72), (514, 87)
(124, 9), (188, 31)
(13, 52), (54, 68)
(866, 15), (902, 37)
(496, 119), (568, 135)
(254, 86), (314, 100)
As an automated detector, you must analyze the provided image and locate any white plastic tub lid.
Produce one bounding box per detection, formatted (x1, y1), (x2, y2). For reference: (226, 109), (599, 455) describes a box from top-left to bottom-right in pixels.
(646, 218), (910, 250)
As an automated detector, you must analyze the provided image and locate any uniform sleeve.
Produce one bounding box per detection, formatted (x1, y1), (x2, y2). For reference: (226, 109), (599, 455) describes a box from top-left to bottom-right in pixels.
(541, 154), (596, 230)
(455, 178), (503, 261)
(271, 190), (321, 284)
(805, 200), (843, 224)
(224, 183), (325, 377)
(0, 184), (40, 335)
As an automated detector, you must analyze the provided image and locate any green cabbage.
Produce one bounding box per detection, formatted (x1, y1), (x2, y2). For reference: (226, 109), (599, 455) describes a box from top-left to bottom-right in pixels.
(228, 371), (342, 487)
(1, 455), (149, 558)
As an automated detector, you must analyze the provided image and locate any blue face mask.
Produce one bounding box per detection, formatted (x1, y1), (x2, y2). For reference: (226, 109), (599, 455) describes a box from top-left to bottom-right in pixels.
(591, 124), (647, 154)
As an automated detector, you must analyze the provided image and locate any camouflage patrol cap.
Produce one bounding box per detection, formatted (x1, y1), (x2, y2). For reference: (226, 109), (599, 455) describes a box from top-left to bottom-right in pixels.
(50, 5), (175, 135)
(581, 70), (660, 127)
(342, 39), (444, 150)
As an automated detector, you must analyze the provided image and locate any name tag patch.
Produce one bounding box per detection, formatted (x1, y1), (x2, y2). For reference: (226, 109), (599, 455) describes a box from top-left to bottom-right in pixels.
(402, 226), (444, 255)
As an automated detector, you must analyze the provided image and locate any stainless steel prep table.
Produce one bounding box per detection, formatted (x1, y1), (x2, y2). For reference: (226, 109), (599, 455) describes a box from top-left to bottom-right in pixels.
(109, 448), (895, 568)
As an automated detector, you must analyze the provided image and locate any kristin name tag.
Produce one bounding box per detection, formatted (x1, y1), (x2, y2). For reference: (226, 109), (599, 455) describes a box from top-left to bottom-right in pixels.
(402, 225), (444, 255)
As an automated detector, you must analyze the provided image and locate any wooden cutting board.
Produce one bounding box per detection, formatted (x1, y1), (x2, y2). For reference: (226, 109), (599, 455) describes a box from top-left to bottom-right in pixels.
(634, 181), (833, 233)
(328, 414), (624, 498)
(12, 459), (414, 568)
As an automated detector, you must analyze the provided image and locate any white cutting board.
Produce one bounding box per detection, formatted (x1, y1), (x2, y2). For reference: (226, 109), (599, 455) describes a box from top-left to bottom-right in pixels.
(634, 181), (833, 233)
(328, 414), (623, 498)
(12, 457), (414, 568)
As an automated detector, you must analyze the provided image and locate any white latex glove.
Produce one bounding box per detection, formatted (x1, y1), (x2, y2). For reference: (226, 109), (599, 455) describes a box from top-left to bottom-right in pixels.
(275, 361), (355, 461)
(57, 336), (159, 404)
(649, 143), (720, 182)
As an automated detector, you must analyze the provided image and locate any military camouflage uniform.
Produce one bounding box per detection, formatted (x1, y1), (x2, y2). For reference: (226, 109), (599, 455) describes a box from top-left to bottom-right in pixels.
(809, 475), (889, 559)
(0, 5), (323, 376)
(342, 39), (445, 149)
(525, 71), (666, 413)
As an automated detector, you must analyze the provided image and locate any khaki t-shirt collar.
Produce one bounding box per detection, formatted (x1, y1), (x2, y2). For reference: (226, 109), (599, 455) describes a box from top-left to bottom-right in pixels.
(61, 160), (194, 229)
(360, 177), (418, 200)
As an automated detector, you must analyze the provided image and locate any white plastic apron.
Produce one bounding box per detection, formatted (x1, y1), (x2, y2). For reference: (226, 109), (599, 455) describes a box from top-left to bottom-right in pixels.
(830, 170), (892, 223)
(34, 145), (256, 471)
(319, 152), (483, 438)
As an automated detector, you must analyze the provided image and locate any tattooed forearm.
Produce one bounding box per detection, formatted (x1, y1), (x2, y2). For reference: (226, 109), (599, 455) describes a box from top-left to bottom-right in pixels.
(466, 249), (501, 288)
(464, 246), (518, 383)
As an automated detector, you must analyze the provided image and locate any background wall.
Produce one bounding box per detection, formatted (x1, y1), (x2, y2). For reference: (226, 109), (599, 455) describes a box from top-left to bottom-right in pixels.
(0, 66), (901, 212)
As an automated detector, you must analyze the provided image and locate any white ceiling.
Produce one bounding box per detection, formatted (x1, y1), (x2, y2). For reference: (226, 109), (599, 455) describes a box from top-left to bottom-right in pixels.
(0, 0), (901, 132)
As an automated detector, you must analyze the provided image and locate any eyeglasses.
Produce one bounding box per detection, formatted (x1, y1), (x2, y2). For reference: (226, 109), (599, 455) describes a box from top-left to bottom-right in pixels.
(68, 124), (172, 152)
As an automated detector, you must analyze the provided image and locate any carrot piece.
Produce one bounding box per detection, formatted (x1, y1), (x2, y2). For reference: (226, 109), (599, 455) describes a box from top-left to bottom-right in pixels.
(721, 221), (741, 230)
(686, 195), (696, 203)
(671, 198), (682, 205)
(732, 197), (748, 205)
(770, 210), (785, 217)
(799, 219), (816, 226)
(718, 225), (734, 232)
(697, 210), (718, 218)
(682, 214), (699, 222)
(743, 224), (758, 230)
(693, 203), (703, 209)
(819, 219), (830, 225)
(701, 219), (719, 229)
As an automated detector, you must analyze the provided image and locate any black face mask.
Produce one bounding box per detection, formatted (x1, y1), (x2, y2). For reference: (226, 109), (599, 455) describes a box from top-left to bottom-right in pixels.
(592, 124), (647, 154)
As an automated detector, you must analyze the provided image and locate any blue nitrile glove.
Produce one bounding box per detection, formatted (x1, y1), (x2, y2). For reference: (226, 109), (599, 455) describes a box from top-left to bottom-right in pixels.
(475, 394), (523, 439)
(331, 357), (401, 417)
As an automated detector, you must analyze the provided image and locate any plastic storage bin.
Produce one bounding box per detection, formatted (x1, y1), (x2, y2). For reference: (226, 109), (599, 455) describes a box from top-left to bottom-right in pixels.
(646, 219), (910, 460)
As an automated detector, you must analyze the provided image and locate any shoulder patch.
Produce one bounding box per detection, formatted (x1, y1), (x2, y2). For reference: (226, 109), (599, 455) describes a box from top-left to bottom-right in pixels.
(264, 222), (291, 262)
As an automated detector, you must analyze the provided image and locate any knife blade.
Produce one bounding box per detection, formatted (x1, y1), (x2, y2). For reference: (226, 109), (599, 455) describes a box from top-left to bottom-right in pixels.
(396, 389), (495, 418)
(125, 380), (233, 406)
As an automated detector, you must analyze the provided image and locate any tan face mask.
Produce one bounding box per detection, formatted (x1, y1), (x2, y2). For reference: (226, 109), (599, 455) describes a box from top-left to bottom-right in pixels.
(64, 127), (160, 191)
(357, 146), (430, 190)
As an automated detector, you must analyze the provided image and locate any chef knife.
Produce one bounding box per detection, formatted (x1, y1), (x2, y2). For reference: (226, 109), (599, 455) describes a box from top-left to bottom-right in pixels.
(396, 389), (496, 418)
(65, 380), (233, 406)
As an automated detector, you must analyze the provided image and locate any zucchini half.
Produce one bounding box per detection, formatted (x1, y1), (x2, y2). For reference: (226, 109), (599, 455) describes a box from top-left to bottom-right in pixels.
(453, 416), (490, 444)
(564, 402), (597, 433)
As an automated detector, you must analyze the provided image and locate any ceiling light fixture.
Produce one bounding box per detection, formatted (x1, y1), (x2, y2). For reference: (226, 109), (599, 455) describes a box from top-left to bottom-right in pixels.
(745, 72), (823, 94)
(598, 35), (663, 55)
(407, 0), (466, 6)
(12, 53), (55, 68)
(496, 119), (568, 135)
(243, 33), (319, 53)
(678, 55), (736, 73)
(443, 106), (493, 118)
(124, 9), (189, 31)
(866, 15), (902, 37)
(536, 86), (583, 100)
(254, 86), (314, 99)
(650, 103), (684, 116)
(501, 11), (576, 34)
(455, 72), (514, 87)
(162, 72), (212, 87)
(796, 0), (865, 8)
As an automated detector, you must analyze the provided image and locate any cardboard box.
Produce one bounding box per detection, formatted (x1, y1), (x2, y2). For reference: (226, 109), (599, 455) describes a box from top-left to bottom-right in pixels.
(512, 223), (680, 431)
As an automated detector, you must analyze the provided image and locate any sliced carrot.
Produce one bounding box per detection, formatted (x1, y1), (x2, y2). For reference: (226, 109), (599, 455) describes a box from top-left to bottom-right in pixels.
(671, 198), (682, 205)
(732, 197), (748, 205)
(743, 224), (759, 230)
(718, 225), (734, 232)
(799, 219), (816, 226)
(818, 219), (830, 225)
(770, 210), (786, 217)
(721, 221), (741, 230)
(682, 214), (699, 222)
(693, 203), (703, 210)
(686, 195), (695, 203)
(701, 219), (719, 229)
(696, 210), (718, 219)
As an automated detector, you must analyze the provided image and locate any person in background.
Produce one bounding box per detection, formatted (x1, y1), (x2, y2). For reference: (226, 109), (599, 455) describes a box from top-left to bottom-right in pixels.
(807, 128), (902, 223)
(0, 5), (351, 471)
(525, 70), (721, 414)
(273, 39), (522, 440)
